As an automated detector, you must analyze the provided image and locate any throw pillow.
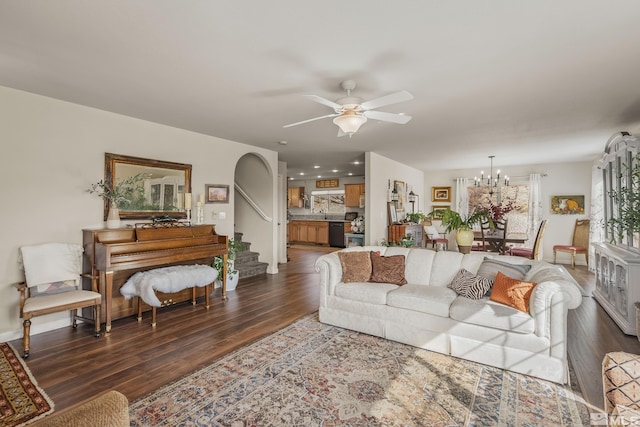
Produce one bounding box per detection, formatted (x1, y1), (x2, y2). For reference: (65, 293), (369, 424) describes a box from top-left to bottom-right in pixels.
(338, 251), (373, 283)
(369, 252), (407, 285)
(489, 272), (537, 313)
(477, 257), (532, 282)
(448, 268), (492, 300)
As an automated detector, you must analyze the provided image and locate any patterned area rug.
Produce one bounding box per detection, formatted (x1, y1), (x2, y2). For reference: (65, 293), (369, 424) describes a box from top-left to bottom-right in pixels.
(0, 343), (54, 427)
(130, 314), (590, 426)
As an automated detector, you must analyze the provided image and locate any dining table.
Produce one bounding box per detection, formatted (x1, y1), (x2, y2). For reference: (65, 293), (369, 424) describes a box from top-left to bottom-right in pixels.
(473, 231), (528, 254)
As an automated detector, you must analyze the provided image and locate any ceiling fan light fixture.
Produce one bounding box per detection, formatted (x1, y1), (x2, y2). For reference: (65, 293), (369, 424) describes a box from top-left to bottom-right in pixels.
(333, 112), (367, 136)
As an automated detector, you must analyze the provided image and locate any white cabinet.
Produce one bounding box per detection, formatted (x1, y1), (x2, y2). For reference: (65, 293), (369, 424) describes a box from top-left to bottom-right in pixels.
(593, 243), (640, 335)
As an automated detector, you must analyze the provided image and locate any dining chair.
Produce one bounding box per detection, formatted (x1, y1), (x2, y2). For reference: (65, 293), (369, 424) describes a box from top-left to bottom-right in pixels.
(553, 218), (590, 268)
(471, 220), (490, 251)
(16, 243), (101, 358)
(510, 219), (547, 260)
(491, 218), (509, 254)
(422, 220), (449, 250)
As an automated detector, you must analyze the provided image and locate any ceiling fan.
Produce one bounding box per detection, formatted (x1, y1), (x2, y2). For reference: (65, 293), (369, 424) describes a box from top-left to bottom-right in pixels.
(283, 80), (413, 137)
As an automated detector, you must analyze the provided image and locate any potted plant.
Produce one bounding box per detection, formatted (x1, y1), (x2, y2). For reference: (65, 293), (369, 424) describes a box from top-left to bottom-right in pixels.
(435, 208), (492, 253)
(212, 238), (245, 292)
(88, 174), (143, 228)
(405, 212), (426, 224)
(608, 153), (640, 245)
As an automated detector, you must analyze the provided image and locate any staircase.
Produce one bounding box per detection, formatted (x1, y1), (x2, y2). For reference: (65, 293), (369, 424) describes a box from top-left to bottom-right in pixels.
(233, 232), (268, 279)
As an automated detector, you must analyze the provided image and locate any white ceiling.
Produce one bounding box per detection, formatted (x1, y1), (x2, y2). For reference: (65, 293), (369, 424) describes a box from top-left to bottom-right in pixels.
(2, 1), (640, 179)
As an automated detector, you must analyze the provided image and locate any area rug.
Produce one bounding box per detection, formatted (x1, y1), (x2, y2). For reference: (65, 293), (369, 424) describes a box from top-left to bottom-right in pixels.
(129, 314), (590, 426)
(0, 343), (54, 427)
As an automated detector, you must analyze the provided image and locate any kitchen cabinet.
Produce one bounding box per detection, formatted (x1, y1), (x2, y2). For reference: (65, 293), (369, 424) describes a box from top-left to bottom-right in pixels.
(287, 187), (304, 208)
(344, 183), (365, 207)
(288, 221), (328, 245)
(388, 224), (422, 247)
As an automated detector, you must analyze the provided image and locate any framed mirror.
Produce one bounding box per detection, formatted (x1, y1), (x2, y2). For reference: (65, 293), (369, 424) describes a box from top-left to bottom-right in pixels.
(104, 153), (192, 220)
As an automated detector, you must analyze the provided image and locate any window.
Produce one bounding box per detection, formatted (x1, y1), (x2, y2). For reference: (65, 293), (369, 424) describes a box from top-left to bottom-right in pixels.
(467, 184), (529, 234)
(310, 190), (345, 214)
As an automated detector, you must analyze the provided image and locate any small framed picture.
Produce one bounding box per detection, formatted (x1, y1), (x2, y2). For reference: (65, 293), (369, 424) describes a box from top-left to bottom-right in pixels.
(205, 184), (229, 203)
(388, 202), (399, 225)
(432, 186), (451, 202)
(431, 205), (450, 220)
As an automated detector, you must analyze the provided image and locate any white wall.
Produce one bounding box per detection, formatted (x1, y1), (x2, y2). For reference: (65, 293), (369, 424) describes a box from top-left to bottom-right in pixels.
(424, 160), (594, 264)
(0, 86), (278, 339)
(365, 152), (425, 246)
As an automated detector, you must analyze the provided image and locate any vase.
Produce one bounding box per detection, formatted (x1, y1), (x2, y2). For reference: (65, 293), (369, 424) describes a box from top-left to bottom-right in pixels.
(455, 229), (474, 254)
(106, 206), (121, 229)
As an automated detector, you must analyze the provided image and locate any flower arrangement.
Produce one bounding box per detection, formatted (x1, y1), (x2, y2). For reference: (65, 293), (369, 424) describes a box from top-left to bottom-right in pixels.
(477, 199), (518, 223)
(88, 174), (143, 208)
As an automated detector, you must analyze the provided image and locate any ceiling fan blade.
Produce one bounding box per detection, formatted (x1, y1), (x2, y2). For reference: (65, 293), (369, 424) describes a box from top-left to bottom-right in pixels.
(305, 95), (342, 111)
(363, 110), (412, 124)
(283, 113), (338, 128)
(360, 90), (413, 111)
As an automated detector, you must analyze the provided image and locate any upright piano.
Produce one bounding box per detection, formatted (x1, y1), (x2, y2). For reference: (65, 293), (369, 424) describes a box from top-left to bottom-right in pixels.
(83, 223), (228, 333)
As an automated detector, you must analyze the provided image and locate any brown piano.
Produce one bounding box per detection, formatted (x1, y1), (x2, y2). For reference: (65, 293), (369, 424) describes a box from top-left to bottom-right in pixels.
(83, 223), (228, 333)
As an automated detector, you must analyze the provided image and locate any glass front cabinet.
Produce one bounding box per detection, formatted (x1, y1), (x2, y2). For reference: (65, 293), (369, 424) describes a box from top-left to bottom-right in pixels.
(593, 132), (640, 335)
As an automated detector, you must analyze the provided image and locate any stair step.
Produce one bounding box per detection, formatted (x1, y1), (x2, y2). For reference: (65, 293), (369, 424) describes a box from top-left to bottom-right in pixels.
(234, 250), (259, 266)
(236, 261), (268, 278)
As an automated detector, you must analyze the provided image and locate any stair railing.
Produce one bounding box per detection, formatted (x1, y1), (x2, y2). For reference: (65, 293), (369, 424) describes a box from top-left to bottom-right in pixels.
(235, 182), (272, 222)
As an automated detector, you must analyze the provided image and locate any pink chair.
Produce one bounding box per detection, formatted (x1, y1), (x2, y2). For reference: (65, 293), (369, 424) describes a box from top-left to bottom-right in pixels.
(553, 219), (590, 268)
(510, 220), (547, 260)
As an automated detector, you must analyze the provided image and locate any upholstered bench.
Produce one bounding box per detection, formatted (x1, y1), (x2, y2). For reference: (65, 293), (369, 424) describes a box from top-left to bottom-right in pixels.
(120, 264), (218, 327)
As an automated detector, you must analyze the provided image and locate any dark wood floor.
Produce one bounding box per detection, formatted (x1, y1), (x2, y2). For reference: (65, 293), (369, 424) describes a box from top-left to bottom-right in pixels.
(10, 246), (640, 415)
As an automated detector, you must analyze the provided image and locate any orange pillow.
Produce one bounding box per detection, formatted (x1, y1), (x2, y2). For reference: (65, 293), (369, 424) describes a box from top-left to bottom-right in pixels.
(489, 272), (537, 313)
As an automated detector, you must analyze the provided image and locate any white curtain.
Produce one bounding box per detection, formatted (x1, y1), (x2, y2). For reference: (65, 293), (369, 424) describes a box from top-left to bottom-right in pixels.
(456, 178), (469, 215)
(528, 174), (542, 251)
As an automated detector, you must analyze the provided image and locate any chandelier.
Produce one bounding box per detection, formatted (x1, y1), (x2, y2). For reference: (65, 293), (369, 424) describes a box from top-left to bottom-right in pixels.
(474, 155), (509, 196)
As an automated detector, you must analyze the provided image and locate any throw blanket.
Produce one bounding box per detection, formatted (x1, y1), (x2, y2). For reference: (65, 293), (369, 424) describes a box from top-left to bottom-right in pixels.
(120, 265), (218, 307)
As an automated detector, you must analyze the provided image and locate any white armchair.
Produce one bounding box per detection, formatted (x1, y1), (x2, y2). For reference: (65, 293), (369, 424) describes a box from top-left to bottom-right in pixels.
(16, 243), (101, 358)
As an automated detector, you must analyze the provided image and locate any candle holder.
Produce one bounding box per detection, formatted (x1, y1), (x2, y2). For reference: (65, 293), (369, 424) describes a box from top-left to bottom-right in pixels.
(186, 208), (191, 224)
(196, 205), (204, 224)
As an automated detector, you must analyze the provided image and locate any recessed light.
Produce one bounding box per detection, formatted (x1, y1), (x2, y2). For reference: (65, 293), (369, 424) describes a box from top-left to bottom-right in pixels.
(314, 165), (320, 169)
(279, 140), (288, 145)
(317, 175), (322, 178)
(289, 177), (294, 180)
(332, 169), (338, 173)
(299, 172), (304, 176)
(354, 161), (360, 165)
(348, 172), (353, 176)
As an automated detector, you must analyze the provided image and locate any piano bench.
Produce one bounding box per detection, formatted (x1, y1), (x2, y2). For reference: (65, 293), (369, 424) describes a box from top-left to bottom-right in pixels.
(121, 264), (218, 327)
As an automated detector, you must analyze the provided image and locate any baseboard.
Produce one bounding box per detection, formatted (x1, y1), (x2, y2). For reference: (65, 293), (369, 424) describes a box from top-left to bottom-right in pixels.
(0, 318), (74, 343)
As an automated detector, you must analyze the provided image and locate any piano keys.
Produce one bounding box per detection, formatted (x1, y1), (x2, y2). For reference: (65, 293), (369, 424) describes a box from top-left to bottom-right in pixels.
(83, 223), (228, 333)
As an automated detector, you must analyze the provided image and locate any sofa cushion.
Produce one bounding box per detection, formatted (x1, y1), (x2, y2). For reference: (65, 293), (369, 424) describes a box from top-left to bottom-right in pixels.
(338, 251), (372, 283)
(387, 285), (457, 317)
(449, 297), (535, 334)
(369, 252), (407, 285)
(448, 269), (492, 300)
(490, 272), (537, 313)
(335, 282), (398, 305)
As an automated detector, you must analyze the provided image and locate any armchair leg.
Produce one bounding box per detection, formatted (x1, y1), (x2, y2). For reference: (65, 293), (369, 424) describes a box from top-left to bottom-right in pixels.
(22, 319), (31, 359)
(553, 250), (557, 264)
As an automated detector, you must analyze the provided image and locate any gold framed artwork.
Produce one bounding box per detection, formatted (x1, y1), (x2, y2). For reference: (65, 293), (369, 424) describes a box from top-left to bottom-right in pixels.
(550, 195), (585, 215)
(431, 205), (450, 220)
(432, 186), (451, 202)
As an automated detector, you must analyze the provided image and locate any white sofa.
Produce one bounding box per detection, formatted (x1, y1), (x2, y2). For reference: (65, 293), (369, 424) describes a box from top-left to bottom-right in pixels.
(314, 246), (584, 384)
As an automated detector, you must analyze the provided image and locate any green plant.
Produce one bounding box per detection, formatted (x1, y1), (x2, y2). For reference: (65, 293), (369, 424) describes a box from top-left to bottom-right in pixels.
(608, 153), (640, 242)
(435, 208), (492, 234)
(88, 174), (143, 208)
(212, 238), (245, 275)
(399, 235), (415, 247)
(405, 212), (426, 224)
